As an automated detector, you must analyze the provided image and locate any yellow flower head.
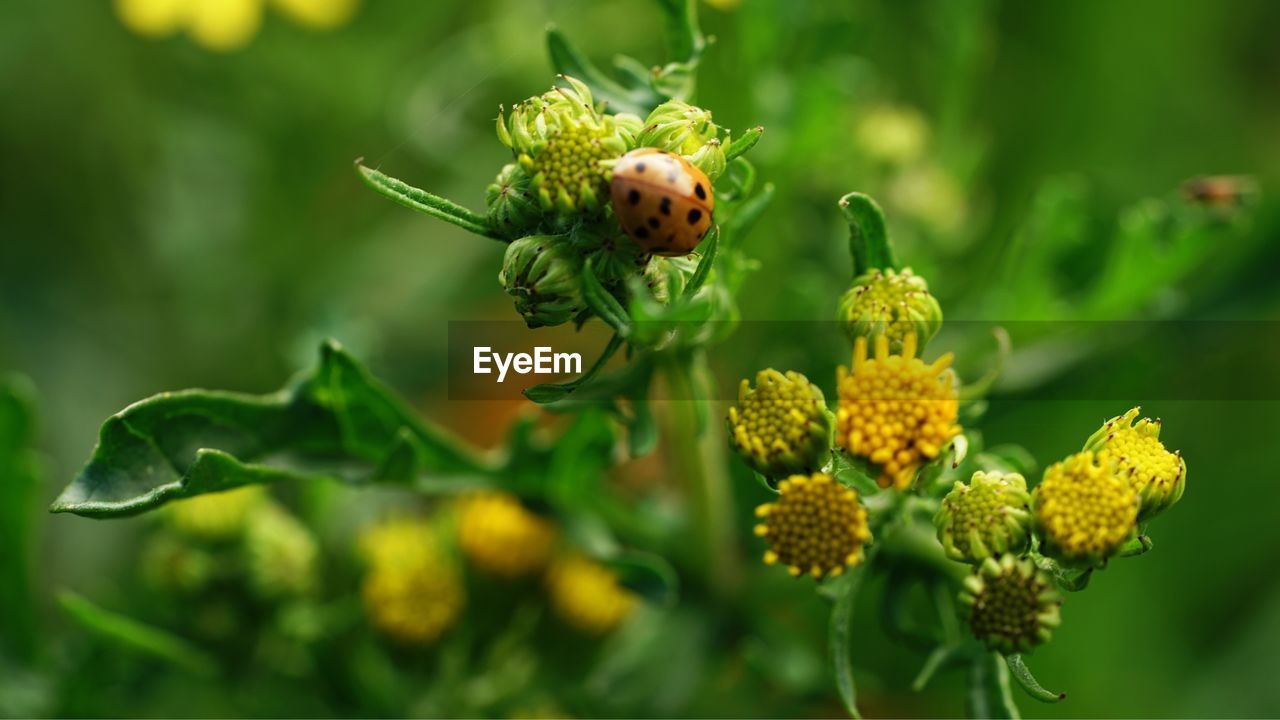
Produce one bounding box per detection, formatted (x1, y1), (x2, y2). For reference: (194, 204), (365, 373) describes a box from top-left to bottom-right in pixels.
(856, 104), (928, 166)
(166, 485), (266, 541)
(1086, 407), (1186, 520)
(835, 333), (960, 490)
(837, 267), (943, 351)
(754, 473), (871, 580)
(457, 492), (556, 578)
(935, 471), (1033, 564)
(727, 369), (832, 478)
(1033, 451), (1138, 564)
(959, 554), (1061, 655)
(358, 517), (464, 644)
(546, 555), (635, 634)
(271, 0), (360, 29)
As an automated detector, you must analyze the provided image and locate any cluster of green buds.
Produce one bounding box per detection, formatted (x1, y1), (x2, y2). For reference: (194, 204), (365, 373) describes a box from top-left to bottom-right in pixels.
(481, 77), (737, 328)
(836, 267), (942, 352)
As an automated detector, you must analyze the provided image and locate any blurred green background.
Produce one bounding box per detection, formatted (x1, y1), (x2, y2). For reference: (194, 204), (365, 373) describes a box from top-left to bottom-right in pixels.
(2, 0), (1279, 717)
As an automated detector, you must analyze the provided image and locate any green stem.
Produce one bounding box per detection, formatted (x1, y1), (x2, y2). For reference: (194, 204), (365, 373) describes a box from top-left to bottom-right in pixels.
(355, 162), (500, 240)
(661, 351), (738, 597)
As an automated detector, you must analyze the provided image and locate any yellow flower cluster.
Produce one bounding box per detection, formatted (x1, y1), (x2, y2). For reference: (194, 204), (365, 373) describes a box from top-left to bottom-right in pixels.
(727, 369), (831, 477)
(835, 333), (960, 490)
(935, 471), (1032, 563)
(457, 492), (557, 578)
(167, 485), (265, 541)
(754, 473), (871, 579)
(959, 554), (1061, 655)
(358, 518), (463, 645)
(546, 555), (636, 634)
(114, 0), (359, 52)
(1033, 451), (1138, 562)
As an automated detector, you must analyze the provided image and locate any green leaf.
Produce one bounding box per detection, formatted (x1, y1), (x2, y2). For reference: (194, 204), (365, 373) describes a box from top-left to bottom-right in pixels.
(912, 643), (962, 692)
(582, 258), (633, 337)
(545, 28), (658, 116)
(52, 340), (493, 518)
(967, 651), (1021, 719)
(355, 161), (500, 239)
(605, 550), (679, 607)
(524, 333), (625, 404)
(58, 591), (216, 677)
(829, 450), (880, 497)
(1005, 654), (1066, 704)
(828, 555), (874, 719)
(683, 226), (719, 298)
(0, 375), (40, 662)
(653, 0), (705, 64)
(959, 327), (1012, 402)
(839, 192), (900, 276)
(721, 182), (774, 251)
(724, 126), (764, 163)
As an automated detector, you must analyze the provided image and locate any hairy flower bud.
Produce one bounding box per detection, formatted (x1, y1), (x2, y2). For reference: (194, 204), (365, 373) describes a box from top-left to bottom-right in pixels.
(499, 235), (584, 328)
(835, 333), (960, 490)
(754, 473), (871, 579)
(546, 555), (635, 634)
(959, 554), (1061, 655)
(498, 76), (641, 219)
(727, 369), (832, 478)
(935, 471), (1033, 564)
(637, 100), (727, 179)
(486, 163), (541, 239)
(1084, 408), (1186, 520)
(1032, 451), (1138, 565)
(837, 268), (942, 352)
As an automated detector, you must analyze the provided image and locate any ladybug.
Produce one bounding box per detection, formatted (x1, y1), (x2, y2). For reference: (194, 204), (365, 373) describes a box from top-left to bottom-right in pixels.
(610, 148), (714, 256)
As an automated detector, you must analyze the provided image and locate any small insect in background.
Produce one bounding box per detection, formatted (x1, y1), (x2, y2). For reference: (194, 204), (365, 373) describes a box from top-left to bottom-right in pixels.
(1180, 175), (1257, 210)
(611, 148), (715, 256)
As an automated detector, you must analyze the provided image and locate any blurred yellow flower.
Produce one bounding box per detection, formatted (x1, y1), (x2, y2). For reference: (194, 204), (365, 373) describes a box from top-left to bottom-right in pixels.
(457, 492), (557, 578)
(358, 517), (464, 645)
(856, 105), (929, 166)
(114, 0), (359, 52)
(546, 555), (635, 634)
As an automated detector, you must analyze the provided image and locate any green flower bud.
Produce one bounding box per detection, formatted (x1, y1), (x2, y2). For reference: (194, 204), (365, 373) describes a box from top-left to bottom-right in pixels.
(642, 254), (700, 304)
(959, 554), (1062, 655)
(836, 267), (942, 352)
(637, 100), (727, 179)
(727, 369), (833, 477)
(1084, 407), (1186, 521)
(935, 471), (1033, 564)
(499, 235), (584, 328)
(498, 76), (641, 220)
(244, 503), (319, 600)
(485, 163), (541, 239)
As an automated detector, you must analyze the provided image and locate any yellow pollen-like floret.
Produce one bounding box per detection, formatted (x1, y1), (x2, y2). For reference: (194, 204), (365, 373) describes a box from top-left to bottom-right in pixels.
(546, 555), (635, 634)
(1098, 410), (1183, 506)
(457, 492), (557, 578)
(834, 333), (960, 490)
(755, 473), (871, 580)
(529, 124), (613, 209)
(1033, 451), (1138, 561)
(840, 268), (937, 346)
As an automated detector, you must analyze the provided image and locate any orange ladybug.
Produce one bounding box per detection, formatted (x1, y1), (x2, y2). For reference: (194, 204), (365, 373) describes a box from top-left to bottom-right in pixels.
(610, 148), (714, 256)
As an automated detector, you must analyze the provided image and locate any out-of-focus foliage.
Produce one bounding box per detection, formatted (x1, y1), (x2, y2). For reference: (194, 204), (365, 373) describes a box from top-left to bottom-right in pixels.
(2, 0), (1280, 717)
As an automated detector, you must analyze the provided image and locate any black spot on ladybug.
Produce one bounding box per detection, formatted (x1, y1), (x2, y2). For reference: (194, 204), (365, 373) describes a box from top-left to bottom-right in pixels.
(636, 162), (647, 173)
(687, 209), (703, 224)
(694, 183), (707, 200)
(627, 189), (641, 205)
(648, 217), (660, 229)
(634, 226), (650, 239)
(659, 197), (671, 215)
